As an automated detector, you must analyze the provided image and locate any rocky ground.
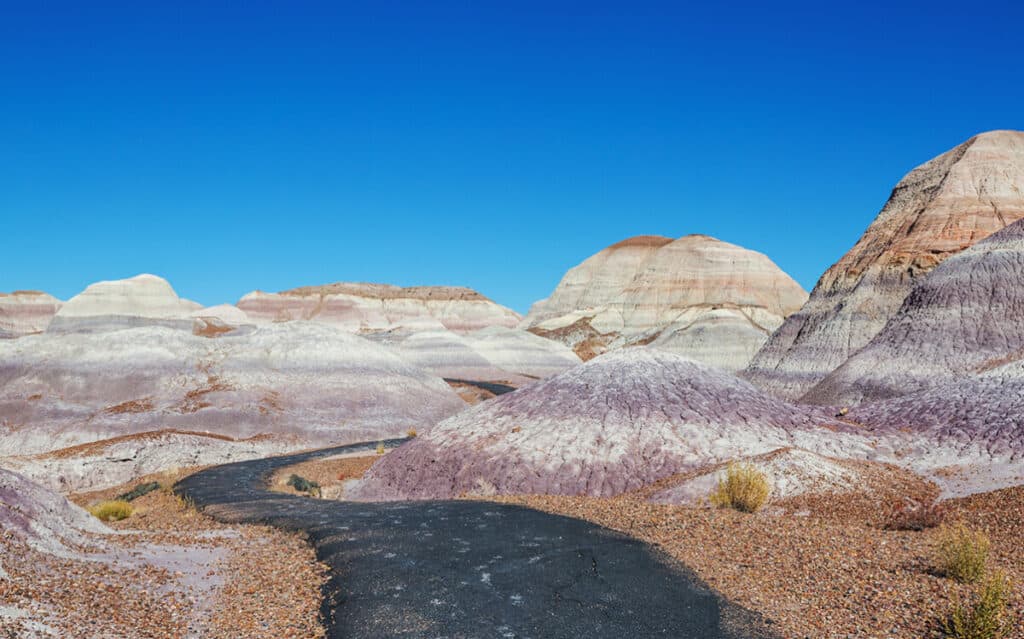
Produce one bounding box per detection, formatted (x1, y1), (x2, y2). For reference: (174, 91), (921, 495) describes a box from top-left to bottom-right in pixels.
(270, 453), (382, 499)
(0, 470), (327, 639)
(488, 484), (1024, 639)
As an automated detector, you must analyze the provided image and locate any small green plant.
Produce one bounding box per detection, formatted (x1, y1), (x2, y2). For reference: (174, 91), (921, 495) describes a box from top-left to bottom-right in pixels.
(935, 523), (991, 584)
(709, 463), (770, 513)
(88, 500), (134, 522)
(115, 481), (161, 502)
(376, 441), (385, 455)
(286, 474), (321, 498)
(943, 570), (1013, 638)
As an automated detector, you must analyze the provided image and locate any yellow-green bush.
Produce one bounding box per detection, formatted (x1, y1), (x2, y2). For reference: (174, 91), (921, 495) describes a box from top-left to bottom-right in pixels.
(943, 570), (1013, 638)
(88, 500), (134, 522)
(934, 523), (991, 584)
(376, 441), (386, 455)
(709, 463), (770, 513)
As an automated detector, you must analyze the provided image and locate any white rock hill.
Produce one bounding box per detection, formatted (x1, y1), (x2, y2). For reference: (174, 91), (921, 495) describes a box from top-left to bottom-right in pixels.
(522, 235), (807, 371)
(48, 273), (201, 333)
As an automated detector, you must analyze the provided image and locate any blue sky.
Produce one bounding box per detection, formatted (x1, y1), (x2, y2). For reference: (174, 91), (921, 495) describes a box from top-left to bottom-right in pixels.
(2, 1), (1022, 313)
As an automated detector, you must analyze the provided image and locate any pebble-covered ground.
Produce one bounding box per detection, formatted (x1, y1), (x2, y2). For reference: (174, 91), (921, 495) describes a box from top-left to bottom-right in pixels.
(490, 485), (1024, 638)
(0, 470), (327, 639)
(269, 453), (381, 499)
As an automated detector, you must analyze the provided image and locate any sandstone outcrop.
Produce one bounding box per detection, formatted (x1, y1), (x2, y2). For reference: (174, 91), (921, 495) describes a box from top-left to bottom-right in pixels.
(804, 217), (1024, 405)
(47, 274), (201, 333)
(745, 130), (1024, 399)
(522, 235), (807, 371)
(0, 291), (62, 338)
(352, 349), (873, 501)
(237, 282), (521, 333)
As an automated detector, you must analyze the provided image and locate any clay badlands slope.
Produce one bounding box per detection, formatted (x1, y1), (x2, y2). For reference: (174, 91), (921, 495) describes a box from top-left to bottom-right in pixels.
(239, 281), (579, 383)
(523, 234), (808, 372)
(360, 131), (1024, 502)
(0, 274), (582, 491)
(0, 275), (473, 491)
(745, 130), (1024, 399)
(354, 349), (876, 501)
(0, 291), (62, 338)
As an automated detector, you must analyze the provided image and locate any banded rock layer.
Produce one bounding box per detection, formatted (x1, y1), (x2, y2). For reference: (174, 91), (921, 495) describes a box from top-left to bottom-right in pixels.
(48, 274), (202, 333)
(0, 323), (465, 460)
(237, 282), (521, 333)
(850, 358), (1024, 495)
(523, 235), (807, 372)
(745, 130), (1024, 399)
(353, 349), (872, 501)
(805, 218), (1024, 405)
(0, 291), (62, 338)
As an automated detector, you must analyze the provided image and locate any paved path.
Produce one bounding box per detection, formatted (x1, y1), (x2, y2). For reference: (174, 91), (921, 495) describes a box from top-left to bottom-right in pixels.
(176, 440), (777, 639)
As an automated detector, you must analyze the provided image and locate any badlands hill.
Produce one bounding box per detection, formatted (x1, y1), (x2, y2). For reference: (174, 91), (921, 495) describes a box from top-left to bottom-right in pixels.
(745, 130), (1024, 399)
(238, 280), (576, 383)
(0, 291), (62, 338)
(849, 357), (1024, 495)
(805, 217), (1024, 406)
(0, 322), (465, 483)
(0, 275), (477, 491)
(353, 349), (873, 501)
(48, 274), (203, 333)
(522, 234), (808, 372)
(237, 282), (521, 332)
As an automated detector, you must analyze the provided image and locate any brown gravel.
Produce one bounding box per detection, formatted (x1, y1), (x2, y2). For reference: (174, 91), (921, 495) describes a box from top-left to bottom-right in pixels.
(488, 486), (1024, 638)
(270, 454), (380, 499)
(0, 469), (328, 639)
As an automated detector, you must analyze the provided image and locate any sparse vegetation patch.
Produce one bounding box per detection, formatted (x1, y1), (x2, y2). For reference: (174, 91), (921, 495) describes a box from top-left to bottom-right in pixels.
(935, 522), (991, 584)
(286, 474), (321, 498)
(943, 570), (1013, 639)
(88, 500), (134, 521)
(709, 463), (770, 513)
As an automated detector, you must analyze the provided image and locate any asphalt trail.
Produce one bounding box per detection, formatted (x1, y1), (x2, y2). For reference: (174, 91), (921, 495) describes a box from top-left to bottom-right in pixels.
(176, 439), (778, 639)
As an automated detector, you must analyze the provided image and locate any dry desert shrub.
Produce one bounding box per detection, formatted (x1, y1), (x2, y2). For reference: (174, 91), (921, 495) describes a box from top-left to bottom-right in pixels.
(286, 474), (321, 498)
(709, 463), (770, 513)
(376, 442), (386, 455)
(88, 500), (134, 522)
(406, 429), (417, 438)
(885, 499), (947, 531)
(943, 569), (1013, 639)
(934, 522), (991, 584)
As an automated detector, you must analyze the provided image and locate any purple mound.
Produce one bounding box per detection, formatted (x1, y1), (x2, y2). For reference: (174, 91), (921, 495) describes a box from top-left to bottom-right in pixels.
(805, 218), (1024, 406)
(353, 349), (871, 500)
(849, 359), (1024, 493)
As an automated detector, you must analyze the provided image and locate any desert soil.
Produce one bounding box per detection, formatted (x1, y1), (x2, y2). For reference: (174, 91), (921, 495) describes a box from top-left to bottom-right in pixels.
(489, 483), (1024, 639)
(0, 469), (327, 639)
(270, 453), (381, 499)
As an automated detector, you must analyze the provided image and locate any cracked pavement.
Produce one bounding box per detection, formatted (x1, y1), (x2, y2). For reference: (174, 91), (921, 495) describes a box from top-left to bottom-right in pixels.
(176, 439), (778, 639)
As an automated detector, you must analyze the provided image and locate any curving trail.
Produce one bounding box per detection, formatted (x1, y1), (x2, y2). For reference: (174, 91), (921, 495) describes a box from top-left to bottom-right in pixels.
(176, 440), (777, 639)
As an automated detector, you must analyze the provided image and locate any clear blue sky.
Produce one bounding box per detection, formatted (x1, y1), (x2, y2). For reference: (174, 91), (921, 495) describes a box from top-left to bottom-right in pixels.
(2, 1), (1022, 313)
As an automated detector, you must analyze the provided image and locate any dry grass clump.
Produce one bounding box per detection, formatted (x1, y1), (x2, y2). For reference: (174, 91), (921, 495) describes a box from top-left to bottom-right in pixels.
(406, 429), (417, 438)
(885, 499), (947, 531)
(709, 463), (770, 513)
(934, 522), (991, 584)
(88, 500), (134, 522)
(943, 570), (1013, 639)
